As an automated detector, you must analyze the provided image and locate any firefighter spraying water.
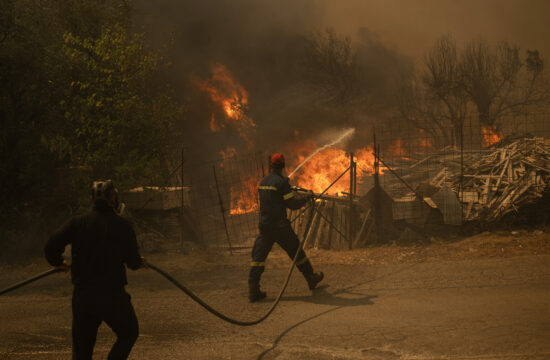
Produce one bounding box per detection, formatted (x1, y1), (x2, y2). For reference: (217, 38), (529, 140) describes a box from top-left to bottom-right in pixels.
(288, 128), (356, 178)
(248, 153), (324, 302)
(0, 129), (363, 346)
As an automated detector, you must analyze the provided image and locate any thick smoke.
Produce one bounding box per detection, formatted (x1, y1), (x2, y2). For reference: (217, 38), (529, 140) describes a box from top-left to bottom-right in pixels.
(132, 0), (549, 158)
(131, 0), (415, 158)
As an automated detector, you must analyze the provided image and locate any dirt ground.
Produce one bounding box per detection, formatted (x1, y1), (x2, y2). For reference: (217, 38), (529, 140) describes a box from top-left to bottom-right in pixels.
(1, 229), (549, 359)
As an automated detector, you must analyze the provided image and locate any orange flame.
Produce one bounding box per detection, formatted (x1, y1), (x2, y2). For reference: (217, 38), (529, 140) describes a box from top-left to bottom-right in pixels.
(227, 141), (376, 214)
(419, 138), (433, 149)
(219, 147), (237, 168)
(196, 63), (256, 147)
(288, 140), (374, 194)
(482, 126), (502, 147)
(229, 176), (259, 215)
(218, 148), (259, 215)
(417, 129), (433, 150)
(389, 139), (405, 156)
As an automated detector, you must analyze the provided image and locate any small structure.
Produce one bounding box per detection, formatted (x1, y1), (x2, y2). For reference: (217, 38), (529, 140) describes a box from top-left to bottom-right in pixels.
(122, 186), (201, 252)
(123, 186), (191, 210)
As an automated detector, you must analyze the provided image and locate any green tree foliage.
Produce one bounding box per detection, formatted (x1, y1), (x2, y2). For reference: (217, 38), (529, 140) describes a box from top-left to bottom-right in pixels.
(0, 0), (181, 250)
(44, 26), (181, 191)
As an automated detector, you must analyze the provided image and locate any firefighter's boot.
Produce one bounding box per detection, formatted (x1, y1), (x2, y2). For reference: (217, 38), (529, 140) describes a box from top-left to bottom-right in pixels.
(249, 263), (266, 302)
(248, 281), (266, 303)
(298, 258), (324, 290)
(306, 271), (324, 290)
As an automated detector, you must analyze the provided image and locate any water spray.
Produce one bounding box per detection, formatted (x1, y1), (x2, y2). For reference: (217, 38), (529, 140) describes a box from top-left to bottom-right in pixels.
(288, 128), (355, 178)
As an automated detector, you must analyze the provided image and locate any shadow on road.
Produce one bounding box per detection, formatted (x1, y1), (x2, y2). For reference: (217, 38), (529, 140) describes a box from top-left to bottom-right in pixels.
(256, 263), (420, 359)
(256, 306), (354, 360)
(281, 286), (377, 307)
(257, 290), (377, 360)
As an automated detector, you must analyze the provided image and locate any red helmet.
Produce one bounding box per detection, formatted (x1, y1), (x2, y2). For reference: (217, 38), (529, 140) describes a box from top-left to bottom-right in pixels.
(270, 153), (285, 168)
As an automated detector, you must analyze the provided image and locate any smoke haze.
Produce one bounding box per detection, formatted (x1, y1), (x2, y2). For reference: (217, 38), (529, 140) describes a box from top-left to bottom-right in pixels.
(132, 0), (550, 157)
(322, 0), (550, 60)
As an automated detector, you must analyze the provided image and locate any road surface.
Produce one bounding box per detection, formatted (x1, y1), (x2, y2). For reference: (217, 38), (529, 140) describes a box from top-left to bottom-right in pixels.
(1, 249), (549, 359)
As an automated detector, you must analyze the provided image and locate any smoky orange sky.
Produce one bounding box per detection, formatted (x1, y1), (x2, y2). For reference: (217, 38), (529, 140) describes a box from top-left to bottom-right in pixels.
(322, 0), (550, 60)
(135, 0), (550, 64)
(134, 0), (550, 155)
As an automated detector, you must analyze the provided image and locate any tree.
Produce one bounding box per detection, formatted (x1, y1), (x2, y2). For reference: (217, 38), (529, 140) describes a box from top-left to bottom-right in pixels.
(460, 40), (547, 129)
(399, 35), (549, 147)
(399, 35), (467, 146)
(302, 28), (359, 107)
(301, 28), (412, 121)
(43, 25), (181, 191)
(0, 0), (181, 230)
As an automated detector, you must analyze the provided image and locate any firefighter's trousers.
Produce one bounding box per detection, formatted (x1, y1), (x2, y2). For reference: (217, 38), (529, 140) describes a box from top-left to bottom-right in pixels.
(72, 287), (138, 360)
(249, 222), (314, 286)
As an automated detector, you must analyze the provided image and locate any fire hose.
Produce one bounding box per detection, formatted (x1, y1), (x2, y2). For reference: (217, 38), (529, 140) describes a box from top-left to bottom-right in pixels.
(0, 268), (62, 296)
(0, 209), (314, 326)
(0, 173), (342, 325)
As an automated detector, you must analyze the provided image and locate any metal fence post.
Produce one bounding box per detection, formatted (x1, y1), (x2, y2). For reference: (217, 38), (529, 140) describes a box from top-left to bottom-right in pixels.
(212, 165), (233, 255)
(348, 152), (355, 250)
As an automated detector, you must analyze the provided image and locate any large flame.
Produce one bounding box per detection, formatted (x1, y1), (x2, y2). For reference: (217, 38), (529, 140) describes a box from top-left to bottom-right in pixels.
(482, 126), (502, 147)
(224, 142), (376, 214)
(229, 176), (259, 215)
(197, 63), (256, 147)
(288, 140), (375, 194)
(217, 147), (259, 215)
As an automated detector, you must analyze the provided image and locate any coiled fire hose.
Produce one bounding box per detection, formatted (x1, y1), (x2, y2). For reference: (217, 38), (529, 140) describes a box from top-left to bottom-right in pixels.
(0, 173), (343, 325)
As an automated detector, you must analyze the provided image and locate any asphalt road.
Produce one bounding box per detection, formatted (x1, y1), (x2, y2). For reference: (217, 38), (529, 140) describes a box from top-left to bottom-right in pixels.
(1, 253), (549, 359)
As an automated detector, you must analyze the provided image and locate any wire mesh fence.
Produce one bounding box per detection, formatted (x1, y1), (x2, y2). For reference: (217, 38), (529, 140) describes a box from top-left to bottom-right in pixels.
(372, 111), (550, 228)
(130, 110), (550, 252)
(183, 151), (268, 249)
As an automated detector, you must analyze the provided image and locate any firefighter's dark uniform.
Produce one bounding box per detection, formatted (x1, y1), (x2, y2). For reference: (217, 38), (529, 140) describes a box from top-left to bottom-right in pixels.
(45, 200), (142, 360)
(249, 170), (319, 295)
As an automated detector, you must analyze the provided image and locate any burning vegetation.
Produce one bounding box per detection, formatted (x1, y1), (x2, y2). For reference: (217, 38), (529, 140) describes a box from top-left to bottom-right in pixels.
(194, 57), (531, 221)
(3, 0), (550, 265)
(196, 63), (256, 149)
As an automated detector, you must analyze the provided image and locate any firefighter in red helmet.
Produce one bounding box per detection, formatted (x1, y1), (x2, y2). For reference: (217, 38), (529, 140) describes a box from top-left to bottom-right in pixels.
(248, 153), (324, 302)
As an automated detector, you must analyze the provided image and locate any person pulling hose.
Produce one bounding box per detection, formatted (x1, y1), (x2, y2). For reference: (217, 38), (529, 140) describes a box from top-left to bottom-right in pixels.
(44, 179), (147, 360)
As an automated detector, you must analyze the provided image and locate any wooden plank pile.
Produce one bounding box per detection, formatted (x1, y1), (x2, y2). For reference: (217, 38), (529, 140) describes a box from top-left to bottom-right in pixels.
(448, 137), (550, 221)
(381, 137), (550, 223)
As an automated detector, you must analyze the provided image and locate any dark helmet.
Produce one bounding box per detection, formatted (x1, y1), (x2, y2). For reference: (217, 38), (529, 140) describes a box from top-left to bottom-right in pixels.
(91, 179), (116, 202)
(90, 179), (124, 214)
(91, 180), (126, 215)
(270, 153), (285, 169)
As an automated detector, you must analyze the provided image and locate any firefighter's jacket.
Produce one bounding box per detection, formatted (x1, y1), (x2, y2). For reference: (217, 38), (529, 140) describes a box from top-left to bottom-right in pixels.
(258, 171), (306, 230)
(44, 200), (142, 290)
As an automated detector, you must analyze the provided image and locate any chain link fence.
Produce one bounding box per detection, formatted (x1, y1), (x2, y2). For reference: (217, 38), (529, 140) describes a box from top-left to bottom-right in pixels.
(183, 151), (267, 249)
